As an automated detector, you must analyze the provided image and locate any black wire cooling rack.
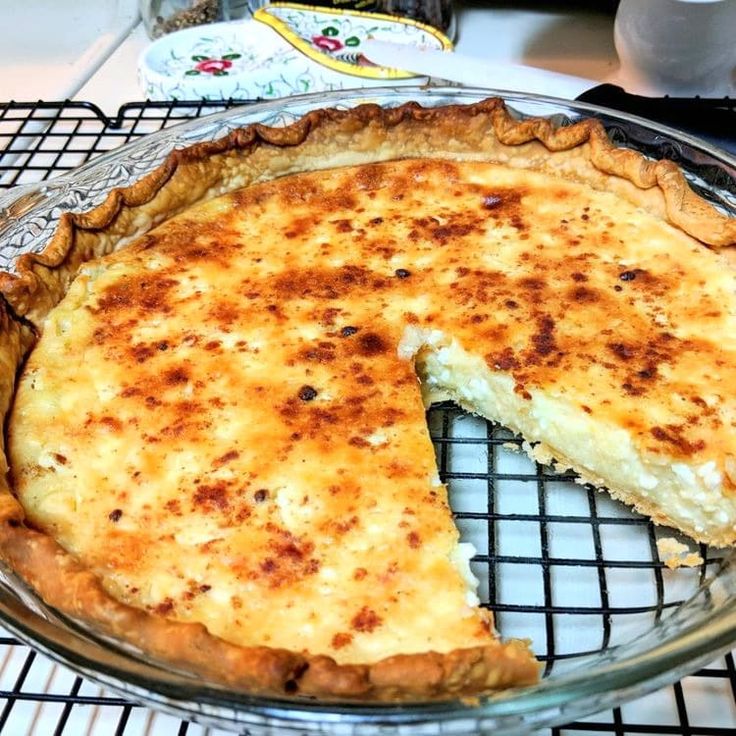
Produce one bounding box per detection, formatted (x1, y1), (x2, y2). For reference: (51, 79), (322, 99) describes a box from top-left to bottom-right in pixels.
(0, 99), (735, 735)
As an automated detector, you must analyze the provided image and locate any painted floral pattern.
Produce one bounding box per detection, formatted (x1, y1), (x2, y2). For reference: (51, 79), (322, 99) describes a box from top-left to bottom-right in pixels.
(186, 53), (241, 76)
(311, 25), (361, 54)
(140, 8), (450, 102)
(312, 35), (343, 52)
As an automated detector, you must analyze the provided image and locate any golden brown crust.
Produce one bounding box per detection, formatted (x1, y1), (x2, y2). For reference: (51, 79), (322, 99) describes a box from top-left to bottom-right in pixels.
(299, 641), (539, 698)
(0, 520), (539, 699)
(0, 302), (34, 527)
(0, 97), (733, 700)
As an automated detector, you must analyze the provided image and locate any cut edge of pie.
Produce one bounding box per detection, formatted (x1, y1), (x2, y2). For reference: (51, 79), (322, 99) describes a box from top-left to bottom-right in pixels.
(0, 97), (733, 701)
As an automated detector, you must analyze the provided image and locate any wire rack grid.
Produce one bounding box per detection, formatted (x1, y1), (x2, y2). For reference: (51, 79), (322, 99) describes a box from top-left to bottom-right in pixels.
(0, 99), (735, 736)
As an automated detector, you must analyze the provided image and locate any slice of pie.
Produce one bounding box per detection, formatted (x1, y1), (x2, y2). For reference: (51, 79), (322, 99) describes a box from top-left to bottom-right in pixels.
(0, 98), (734, 700)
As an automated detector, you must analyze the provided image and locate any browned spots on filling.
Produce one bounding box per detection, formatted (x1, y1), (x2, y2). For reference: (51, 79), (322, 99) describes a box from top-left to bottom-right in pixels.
(272, 176), (323, 206)
(331, 632), (354, 649)
(153, 598), (175, 616)
(99, 415), (123, 432)
(94, 276), (179, 316)
(354, 163), (386, 192)
(355, 331), (388, 357)
(208, 300), (241, 327)
(324, 191), (358, 211)
(278, 379), (405, 445)
(321, 515), (359, 536)
(212, 450), (239, 468)
(650, 425), (706, 456)
(283, 215), (317, 240)
(527, 315), (558, 362)
(516, 275), (547, 306)
(271, 265), (376, 301)
(351, 606), (383, 633)
(256, 526), (321, 588)
(480, 188), (524, 213)
(298, 341), (336, 364)
(608, 342), (636, 361)
(163, 365), (190, 385)
(182, 579), (212, 602)
(569, 285), (599, 303)
(192, 482), (230, 512)
(478, 187), (530, 234)
(130, 343), (156, 363)
(407, 213), (480, 245)
(164, 499), (181, 515)
(331, 218), (353, 233)
(404, 159), (461, 186)
(605, 332), (699, 398)
(320, 307), (341, 326)
(488, 347), (520, 371)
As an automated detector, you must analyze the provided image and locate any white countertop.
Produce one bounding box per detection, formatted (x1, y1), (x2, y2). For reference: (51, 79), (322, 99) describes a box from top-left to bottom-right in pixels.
(0, 0), (139, 103)
(1, 1), (622, 113)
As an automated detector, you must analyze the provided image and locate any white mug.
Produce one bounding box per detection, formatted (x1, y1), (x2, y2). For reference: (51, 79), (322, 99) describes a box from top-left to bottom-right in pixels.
(614, 0), (736, 95)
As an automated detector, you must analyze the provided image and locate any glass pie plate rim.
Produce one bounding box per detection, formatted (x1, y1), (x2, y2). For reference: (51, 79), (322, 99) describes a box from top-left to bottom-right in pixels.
(0, 86), (735, 734)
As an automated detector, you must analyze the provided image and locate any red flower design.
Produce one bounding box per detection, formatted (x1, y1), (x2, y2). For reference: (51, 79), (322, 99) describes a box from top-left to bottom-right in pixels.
(312, 35), (343, 52)
(195, 58), (233, 74)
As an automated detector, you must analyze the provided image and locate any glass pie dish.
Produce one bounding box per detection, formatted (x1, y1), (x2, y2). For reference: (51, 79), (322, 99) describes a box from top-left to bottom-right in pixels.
(0, 87), (735, 734)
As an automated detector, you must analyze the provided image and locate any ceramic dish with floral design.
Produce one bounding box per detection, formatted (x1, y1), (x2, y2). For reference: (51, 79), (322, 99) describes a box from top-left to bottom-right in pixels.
(137, 7), (451, 101)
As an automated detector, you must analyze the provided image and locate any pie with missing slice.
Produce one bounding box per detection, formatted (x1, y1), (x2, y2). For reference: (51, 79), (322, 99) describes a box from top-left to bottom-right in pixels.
(0, 98), (734, 700)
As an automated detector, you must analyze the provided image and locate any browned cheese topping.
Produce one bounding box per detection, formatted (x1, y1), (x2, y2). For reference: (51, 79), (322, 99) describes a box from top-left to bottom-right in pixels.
(9, 158), (736, 664)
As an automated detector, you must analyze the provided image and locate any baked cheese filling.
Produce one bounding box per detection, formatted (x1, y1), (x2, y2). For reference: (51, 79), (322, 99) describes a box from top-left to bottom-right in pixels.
(9, 158), (736, 665)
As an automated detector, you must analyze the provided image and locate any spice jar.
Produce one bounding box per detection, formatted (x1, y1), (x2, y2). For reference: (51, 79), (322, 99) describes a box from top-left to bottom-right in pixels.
(140, 0), (247, 39)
